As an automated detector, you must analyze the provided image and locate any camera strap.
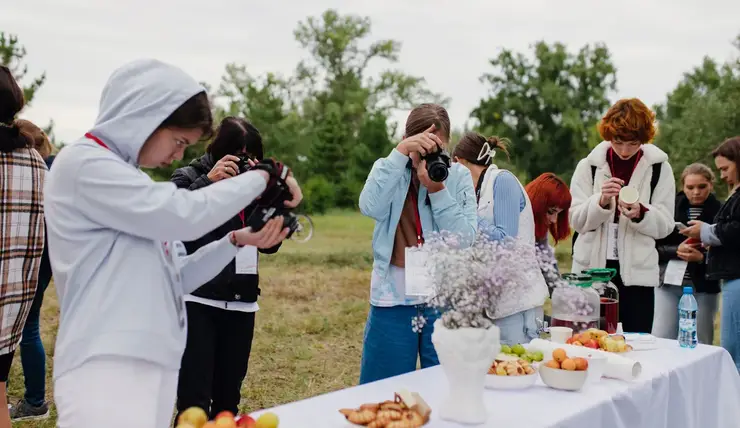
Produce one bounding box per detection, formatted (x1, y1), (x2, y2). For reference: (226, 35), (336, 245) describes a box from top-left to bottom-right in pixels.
(408, 183), (424, 246)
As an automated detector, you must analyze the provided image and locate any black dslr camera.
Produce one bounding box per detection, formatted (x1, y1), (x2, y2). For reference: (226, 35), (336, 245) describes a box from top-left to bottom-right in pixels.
(241, 159), (301, 239)
(423, 146), (451, 182)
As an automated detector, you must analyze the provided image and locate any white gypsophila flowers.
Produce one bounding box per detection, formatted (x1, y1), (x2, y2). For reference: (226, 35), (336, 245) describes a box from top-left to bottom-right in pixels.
(534, 242), (569, 289)
(410, 228), (544, 331)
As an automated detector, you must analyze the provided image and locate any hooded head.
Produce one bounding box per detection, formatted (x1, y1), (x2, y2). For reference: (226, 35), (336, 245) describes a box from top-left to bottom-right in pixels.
(89, 59), (213, 167)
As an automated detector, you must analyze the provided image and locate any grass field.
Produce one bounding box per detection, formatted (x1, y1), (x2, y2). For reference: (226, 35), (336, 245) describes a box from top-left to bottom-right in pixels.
(5, 211), (717, 427)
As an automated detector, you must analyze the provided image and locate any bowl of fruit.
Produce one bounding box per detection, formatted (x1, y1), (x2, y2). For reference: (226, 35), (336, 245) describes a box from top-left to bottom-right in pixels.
(175, 408), (279, 428)
(539, 348), (589, 391)
(497, 343), (544, 364)
(566, 328), (632, 353)
(485, 358), (538, 390)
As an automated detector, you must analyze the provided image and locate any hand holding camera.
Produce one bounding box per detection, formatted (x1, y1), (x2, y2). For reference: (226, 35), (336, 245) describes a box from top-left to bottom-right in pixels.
(241, 159), (304, 238)
(396, 124), (452, 183)
(207, 155), (241, 182)
(231, 217), (290, 248)
(397, 124), (442, 157)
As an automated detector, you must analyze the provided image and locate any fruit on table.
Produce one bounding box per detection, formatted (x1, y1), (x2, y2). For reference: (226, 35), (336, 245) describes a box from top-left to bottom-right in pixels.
(511, 343), (526, 356)
(339, 390), (431, 427)
(255, 412), (279, 428)
(488, 359), (536, 376)
(236, 415), (256, 428)
(176, 407), (209, 428)
(565, 328), (632, 353)
(499, 344), (544, 363)
(545, 349), (588, 371)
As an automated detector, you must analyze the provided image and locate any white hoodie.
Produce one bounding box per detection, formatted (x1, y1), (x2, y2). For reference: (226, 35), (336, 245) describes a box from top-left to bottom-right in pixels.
(569, 141), (675, 286)
(45, 59), (270, 380)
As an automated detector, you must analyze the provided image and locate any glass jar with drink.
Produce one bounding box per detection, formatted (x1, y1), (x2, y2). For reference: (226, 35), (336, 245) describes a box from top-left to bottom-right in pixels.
(550, 273), (600, 333)
(583, 268), (619, 334)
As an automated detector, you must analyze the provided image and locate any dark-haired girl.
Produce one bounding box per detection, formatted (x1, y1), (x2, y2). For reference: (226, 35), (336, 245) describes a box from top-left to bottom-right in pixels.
(453, 133), (549, 345)
(44, 60), (302, 427)
(171, 117), (279, 420)
(682, 137), (740, 369)
(0, 65), (47, 428)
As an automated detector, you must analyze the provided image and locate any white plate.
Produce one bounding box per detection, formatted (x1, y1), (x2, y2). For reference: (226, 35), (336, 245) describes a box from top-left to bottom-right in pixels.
(484, 372), (538, 390)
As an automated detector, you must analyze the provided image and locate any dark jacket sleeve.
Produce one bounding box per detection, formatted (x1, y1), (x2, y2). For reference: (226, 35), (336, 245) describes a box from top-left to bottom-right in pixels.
(171, 167), (212, 191)
(656, 230), (680, 263)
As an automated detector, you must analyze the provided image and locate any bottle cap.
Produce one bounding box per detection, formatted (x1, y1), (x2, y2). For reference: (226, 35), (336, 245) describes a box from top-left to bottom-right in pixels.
(616, 322), (624, 335)
(683, 286), (693, 294)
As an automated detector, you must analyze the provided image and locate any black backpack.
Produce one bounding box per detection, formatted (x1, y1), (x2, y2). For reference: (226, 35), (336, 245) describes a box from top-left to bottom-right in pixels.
(571, 163), (662, 256)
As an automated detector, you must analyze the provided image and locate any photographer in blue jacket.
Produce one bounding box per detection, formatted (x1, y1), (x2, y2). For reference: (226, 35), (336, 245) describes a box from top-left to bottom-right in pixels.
(358, 103), (477, 384)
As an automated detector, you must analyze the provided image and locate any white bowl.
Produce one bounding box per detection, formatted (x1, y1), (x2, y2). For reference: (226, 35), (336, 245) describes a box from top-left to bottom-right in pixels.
(583, 352), (607, 383)
(538, 365), (588, 391)
(485, 371), (538, 390)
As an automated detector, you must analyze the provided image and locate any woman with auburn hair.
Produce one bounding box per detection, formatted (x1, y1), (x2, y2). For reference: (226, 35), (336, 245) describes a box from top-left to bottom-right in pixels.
(525, 173), (571, 244)
(569, 98), (675, 334)
(524, 173), (571, 293)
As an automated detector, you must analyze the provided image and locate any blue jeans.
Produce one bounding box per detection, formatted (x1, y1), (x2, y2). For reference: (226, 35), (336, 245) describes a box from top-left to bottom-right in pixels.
(494, 306), (543, 346)
(359, 305), (439, 385)
(18, 252), (52, 406)
(721, 278), (740, 372)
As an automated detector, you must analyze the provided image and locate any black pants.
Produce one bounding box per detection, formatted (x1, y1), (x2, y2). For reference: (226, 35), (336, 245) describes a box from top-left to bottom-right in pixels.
(606, 260), (655, 333)
(176, 302), (256, 420)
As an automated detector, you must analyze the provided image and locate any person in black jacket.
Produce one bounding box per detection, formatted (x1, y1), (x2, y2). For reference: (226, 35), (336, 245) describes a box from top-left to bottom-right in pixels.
(653, 163), (721, 344)
(682, 137), (740, 370)
(171, 117), (281, 420)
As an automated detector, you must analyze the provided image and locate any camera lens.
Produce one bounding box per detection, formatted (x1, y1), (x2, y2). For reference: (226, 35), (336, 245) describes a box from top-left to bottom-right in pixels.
(427, 161), (449, 182)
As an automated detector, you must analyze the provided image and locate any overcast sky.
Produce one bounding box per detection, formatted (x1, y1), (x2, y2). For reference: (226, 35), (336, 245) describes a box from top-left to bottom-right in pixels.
(2, 0), (739, 143)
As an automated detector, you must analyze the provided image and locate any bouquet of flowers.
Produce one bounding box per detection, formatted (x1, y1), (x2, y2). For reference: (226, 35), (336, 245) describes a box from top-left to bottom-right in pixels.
(412, 230), (545, 331)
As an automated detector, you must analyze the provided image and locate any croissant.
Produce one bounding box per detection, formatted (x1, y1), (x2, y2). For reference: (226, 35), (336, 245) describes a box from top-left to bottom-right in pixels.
(385, 411), (425, 428)
(376, 409), (403, 423)
(339, 408), (376, 425)
(361, 403), (380, 412)
(380, 402), (404, 412)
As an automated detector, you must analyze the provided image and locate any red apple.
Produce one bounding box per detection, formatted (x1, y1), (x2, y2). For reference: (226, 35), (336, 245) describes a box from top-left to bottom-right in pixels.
(236, 416), (256, 428)
(565, 337), (575, 345)
(584, 339), (599, 349)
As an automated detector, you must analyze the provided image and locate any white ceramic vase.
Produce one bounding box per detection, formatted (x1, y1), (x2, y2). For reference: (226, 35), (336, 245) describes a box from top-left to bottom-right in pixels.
(431, 319), (501, 425)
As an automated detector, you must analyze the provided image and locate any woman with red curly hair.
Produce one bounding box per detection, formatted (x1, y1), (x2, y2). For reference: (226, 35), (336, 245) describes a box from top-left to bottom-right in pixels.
(569, 98), (675, 333)
(525, 173), (571, 292)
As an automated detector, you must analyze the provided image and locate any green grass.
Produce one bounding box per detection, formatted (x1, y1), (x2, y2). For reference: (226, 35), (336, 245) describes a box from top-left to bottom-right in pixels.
(6, 211), (719, 427)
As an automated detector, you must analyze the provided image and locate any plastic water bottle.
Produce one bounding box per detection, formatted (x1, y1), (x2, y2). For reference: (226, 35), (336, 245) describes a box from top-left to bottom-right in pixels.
(678, 286), (698, 348)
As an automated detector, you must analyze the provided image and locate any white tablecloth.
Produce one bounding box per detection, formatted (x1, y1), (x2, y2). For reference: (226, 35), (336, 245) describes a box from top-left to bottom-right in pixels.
(250, 339), (740, 428)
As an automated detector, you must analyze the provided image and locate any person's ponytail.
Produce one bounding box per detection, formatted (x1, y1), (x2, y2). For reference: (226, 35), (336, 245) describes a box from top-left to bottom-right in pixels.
(0, 121), (33, 153)
(453, 132), (510, 166)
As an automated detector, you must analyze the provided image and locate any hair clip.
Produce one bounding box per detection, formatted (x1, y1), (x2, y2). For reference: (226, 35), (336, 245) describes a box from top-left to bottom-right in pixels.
(477, 142), (495, 165)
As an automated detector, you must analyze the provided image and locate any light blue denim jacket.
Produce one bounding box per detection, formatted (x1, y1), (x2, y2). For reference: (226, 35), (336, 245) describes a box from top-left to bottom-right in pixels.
(359, 148), (478, 306)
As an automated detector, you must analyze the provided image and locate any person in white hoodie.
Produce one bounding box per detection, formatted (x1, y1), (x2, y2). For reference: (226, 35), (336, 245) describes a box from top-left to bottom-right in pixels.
(570, 98), (674, 334)
(43, 59), (302, 428)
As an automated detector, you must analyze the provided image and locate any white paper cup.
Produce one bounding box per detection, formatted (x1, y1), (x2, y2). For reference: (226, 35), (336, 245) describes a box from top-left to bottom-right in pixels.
(549, 326), (573, 344)
(619, 186), (639, 204)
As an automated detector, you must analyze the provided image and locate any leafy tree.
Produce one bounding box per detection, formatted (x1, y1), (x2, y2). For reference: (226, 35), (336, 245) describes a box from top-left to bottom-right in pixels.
(472, 41), (617, 182)
(654, 34), (740, 196)
(0, 32), (46, 107)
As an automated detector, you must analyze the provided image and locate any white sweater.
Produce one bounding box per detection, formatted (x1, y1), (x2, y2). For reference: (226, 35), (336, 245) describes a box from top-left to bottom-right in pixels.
(569, 141), (675, 287)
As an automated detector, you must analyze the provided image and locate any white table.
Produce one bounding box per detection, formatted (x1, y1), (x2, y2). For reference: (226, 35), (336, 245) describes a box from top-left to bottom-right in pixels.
(250, 339), (740, 428)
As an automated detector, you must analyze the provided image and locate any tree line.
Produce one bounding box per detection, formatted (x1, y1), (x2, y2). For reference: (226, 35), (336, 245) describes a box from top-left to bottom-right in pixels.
(3, 11), (739, 212)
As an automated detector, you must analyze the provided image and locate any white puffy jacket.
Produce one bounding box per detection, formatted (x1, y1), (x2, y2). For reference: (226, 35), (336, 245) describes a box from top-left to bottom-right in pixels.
(569, 141), (675, 287)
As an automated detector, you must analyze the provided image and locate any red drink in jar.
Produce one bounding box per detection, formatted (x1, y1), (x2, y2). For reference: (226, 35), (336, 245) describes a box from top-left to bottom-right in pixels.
(600, 297), (619, 333)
